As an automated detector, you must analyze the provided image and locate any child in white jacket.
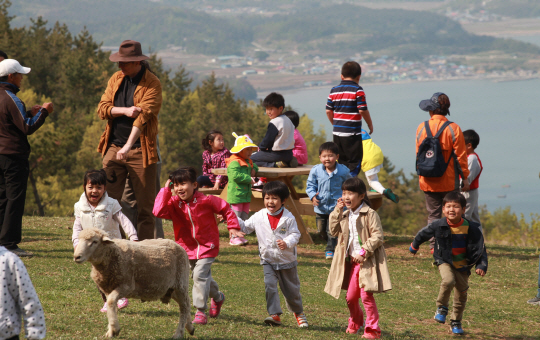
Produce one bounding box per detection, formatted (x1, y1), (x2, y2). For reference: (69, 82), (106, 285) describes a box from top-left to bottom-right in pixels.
(71, 169), (138, 313)
(237, 181), (308, 328)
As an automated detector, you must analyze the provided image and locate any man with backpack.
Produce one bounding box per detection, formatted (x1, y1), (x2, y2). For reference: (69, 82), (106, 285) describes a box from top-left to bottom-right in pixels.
(415, 92), (470, 250)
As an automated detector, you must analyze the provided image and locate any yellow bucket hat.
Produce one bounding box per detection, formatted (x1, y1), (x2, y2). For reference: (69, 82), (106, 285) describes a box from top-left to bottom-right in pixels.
(230, 132), (258, 154)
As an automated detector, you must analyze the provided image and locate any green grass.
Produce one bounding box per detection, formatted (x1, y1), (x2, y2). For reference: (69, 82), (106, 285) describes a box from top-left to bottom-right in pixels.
(16, 217), (540, 339)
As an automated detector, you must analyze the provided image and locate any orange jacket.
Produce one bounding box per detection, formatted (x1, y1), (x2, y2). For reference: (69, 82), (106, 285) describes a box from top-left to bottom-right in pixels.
(415, 115), (469, 192)
(96, 68), (162, 167)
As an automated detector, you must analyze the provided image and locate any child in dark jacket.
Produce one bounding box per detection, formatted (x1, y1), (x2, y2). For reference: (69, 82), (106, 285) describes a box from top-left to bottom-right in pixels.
(409, 191), (487, 335)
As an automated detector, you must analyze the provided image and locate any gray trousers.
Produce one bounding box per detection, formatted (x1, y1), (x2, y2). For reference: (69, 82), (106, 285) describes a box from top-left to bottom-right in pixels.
(121, 161), (164, 238)
(190, 257), (221, 312)
(463, 189), (481, 227)
(424, 191), (452, 249)
(263, 264), (303, 315)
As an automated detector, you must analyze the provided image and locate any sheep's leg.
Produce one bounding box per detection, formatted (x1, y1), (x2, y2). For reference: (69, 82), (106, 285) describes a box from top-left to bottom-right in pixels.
(172, 289), (194, 338)
(105, 290), (121, 338)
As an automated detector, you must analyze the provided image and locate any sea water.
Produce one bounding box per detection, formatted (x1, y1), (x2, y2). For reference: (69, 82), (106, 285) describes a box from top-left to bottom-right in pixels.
(280, 78), (540, 217)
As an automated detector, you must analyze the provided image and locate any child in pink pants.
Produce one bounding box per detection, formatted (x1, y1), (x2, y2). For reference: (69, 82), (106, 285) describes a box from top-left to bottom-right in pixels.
(324, 177), (392, 339)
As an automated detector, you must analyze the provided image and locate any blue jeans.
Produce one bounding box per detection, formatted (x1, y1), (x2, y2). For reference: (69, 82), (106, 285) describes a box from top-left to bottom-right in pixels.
(316, 214), (337, 253)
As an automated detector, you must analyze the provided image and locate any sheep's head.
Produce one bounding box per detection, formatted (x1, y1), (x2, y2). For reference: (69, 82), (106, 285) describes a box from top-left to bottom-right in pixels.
(74, 228), (114, 264)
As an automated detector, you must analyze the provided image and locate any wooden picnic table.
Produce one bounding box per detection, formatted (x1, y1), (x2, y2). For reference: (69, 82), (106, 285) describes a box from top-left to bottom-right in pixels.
(211, 165), (383, 245)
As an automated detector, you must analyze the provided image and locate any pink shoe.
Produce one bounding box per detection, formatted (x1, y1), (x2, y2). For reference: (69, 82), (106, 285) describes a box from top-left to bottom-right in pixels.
(346, 327), (360, 334)
(100, 302), (108, 313)
(192, 310), (208, 325)
(117, 297), (129, 310)
(209, 292), (225, 318)
(229, 236), (248, 246)
(362, 330), (381, 339)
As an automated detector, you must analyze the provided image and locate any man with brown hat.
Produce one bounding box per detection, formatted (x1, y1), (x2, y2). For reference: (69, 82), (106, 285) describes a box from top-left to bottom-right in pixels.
(97, 40), (162, 240)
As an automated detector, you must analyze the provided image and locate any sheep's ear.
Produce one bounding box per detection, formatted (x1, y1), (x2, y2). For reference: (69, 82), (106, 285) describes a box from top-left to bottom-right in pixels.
(102, 236), (114, 244)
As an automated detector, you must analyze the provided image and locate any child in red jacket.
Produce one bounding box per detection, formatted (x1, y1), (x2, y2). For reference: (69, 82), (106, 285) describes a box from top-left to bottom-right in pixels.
(153, 166), (243, 325)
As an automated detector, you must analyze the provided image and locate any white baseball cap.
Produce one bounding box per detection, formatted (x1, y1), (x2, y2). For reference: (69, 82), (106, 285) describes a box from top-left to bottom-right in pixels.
(0, 59), (31, 77)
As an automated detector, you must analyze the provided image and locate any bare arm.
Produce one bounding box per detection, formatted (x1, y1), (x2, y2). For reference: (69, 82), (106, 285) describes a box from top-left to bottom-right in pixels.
(361, 109), (373, 134)
(116, 126), (141, 160)
(326, 109), (334, 125)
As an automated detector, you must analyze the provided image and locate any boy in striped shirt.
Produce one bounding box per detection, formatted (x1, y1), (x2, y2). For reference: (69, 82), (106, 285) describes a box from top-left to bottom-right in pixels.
(325, 61), (373, 176)
(409, 192), (487, 335)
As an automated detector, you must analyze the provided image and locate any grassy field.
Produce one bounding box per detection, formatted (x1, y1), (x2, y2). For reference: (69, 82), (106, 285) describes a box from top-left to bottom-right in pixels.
(15, 216), (540, 339)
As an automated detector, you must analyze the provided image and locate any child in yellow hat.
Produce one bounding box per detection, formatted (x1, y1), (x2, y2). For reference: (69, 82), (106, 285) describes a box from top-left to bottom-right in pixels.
(226, 133), (259, 245)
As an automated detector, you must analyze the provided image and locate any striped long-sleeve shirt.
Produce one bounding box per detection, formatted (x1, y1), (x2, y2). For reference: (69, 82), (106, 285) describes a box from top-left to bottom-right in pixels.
(326, 80), (368, 136)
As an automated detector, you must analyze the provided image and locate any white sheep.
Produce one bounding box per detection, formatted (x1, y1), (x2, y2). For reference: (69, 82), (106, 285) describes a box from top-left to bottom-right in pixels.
(73, 228), (194, 339)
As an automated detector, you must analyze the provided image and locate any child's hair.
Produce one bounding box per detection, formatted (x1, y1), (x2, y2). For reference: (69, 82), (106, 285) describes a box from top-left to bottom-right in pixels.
(434, 93), (450, 116)
(201, 129), (223, 151)
(83, 169), (116, 187)
(341, 61), (362, 79)
(169, 166), (198, 186)
(342, 177), (372, 208)
(262, 181), (290, 201)
(263, 92), (285, 109)
(283, 110), (299, 128)
(463, 129), (480, 149)
(443, 191), (467, 208)
(319, 141), (339, 156)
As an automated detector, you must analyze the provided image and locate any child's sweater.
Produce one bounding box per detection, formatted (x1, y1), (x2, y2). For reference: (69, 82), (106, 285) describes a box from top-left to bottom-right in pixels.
(153, 189), (240, 259)
(292, 129), (308, 165)
(226, 154), (259, 204)
(72, 192), (138, 247)
(201, 148), (231, 188)
(259, 115), (295, 152)
(0, 246), (46, 340)
(239, 208), (300, 270)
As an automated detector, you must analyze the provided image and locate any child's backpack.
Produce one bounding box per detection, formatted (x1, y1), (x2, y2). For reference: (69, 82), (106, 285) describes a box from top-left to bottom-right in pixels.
(416, 121), (455, 177)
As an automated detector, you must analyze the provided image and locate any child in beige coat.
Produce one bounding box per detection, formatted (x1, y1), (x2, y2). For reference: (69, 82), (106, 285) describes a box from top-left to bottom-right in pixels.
(324, 177), (391, 339)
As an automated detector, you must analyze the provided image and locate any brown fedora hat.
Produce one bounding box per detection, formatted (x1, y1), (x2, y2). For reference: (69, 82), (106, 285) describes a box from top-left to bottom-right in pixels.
(109, 40), (149, 62)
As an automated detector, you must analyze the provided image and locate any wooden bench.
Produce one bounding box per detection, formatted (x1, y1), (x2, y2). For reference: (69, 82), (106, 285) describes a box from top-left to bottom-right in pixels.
(199, 188), (224, 195)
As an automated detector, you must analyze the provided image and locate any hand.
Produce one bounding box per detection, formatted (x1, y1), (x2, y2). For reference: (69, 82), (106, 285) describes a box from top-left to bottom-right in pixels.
(251, 168), (256, 177)
(124, 106), (141, 118)
(31, 105), (42, 116)
(368, 125), (373, 134)
(230, 229), (245, 239)
(475, 268), (485, 277)
(165, 179), (172, 189)
(409, 243), (418, 255)
(276, 239), (287, 250)
(312, 193), (320, 207)
(116, 145), (130, 160)
(462, 179), (470, 192)
(212, 182), (220, 190)
(42, 102), (54, 113)
(336, 197), (345, 211)
(351, 254), (365, 264)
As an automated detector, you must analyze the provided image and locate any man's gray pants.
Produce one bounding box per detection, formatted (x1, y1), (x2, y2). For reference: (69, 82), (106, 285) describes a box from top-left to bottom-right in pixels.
(263, 264), (303, 315)
(190, 257), (221, 312)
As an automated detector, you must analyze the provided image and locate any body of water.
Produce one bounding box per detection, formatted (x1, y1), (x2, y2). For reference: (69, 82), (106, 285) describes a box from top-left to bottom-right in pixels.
(279, 78), (540, 218)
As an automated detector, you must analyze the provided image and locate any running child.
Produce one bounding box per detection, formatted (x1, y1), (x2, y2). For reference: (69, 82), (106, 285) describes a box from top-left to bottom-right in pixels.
(461, 129), (482, 226)
(72, 169), (139, 313)
(306, 142), (351, 259)
(197, 129), (231, 190)
(324, 177), (391, 339)
(226, 132), (258, 245)
(409, 191), (488, 335)
(360, 129), (399, 203)
(237, 181), (308, 328)
(153, 166), (244, 325)
(283, 110), (308, 165)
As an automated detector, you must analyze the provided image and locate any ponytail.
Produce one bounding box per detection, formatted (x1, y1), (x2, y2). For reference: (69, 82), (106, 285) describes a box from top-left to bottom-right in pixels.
(435, 93), (450, 116)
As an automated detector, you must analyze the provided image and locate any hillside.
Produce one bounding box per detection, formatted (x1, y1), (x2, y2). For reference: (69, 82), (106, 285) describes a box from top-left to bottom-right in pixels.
(8, 0), (540, 58)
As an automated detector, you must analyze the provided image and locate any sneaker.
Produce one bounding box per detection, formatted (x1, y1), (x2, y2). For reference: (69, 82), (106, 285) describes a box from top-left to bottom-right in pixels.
(434, 306), (448, 324)
(229, 236), (248, 246)
(264, 314), (281, 326)
(362, 330), (381, 339)
(451, 320), (464, 335)
(117, 297), (129, 310)
(209, 292), (225, 318)
(527, 296), (540, 305)
(192, 310), (207, 325)
(275, 161), (287, 168)
(294, 312), (308, 328)
(100, 302), (108, 313)
(346, 327), (360, 334)
(325, 251), (334, 259)
(289, 157), (298, 168)
(8, 247), (33, 258)
(383, 188), (399, 203)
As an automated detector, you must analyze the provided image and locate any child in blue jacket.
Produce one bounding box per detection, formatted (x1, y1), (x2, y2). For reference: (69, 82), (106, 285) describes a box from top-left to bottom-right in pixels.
(306, 142), (351, 259)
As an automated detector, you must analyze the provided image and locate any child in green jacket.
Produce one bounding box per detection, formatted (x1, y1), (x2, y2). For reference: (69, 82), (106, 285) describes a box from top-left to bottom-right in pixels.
(226, 132), (259, 245)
